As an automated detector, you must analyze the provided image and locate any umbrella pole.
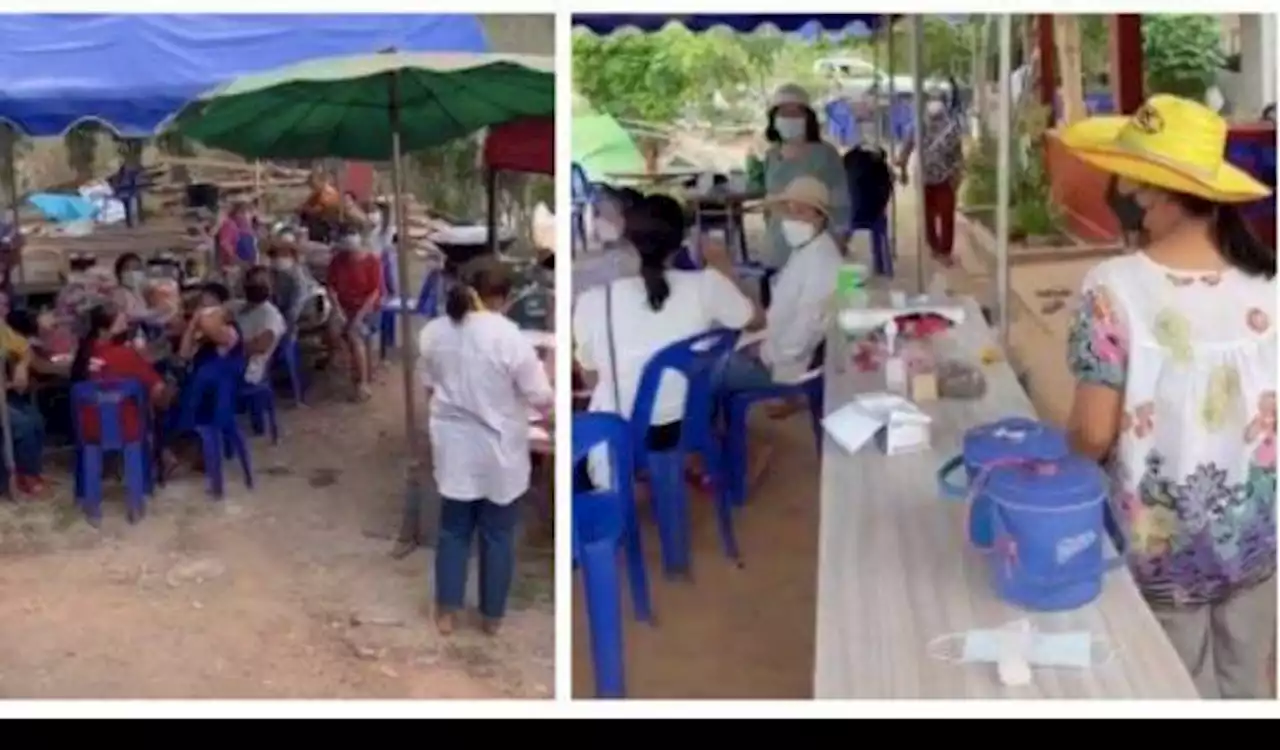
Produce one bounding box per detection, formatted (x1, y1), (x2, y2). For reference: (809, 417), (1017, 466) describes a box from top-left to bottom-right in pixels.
(911, 15), (928, 295)
(995, 14), (1014, 349)
(872, 23), (882, 144)
(887, 18), (897, 261)
(2, 131), (19, 499)
(389, 71), (429, 549)
(485, 167), (498, 254)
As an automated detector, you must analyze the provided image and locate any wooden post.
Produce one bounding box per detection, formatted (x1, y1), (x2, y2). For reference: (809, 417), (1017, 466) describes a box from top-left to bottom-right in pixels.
(1055, 15), (1086, 125)
(1110, 14), (1145, 115)
(1036, 15), (1058, 114)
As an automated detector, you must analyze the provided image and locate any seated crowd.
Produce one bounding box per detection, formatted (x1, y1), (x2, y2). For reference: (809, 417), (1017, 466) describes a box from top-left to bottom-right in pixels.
(0, 169), (398, 498)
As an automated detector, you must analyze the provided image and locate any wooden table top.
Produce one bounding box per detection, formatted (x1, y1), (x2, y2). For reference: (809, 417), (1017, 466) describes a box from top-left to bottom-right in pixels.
(813, 296), (1199, 700)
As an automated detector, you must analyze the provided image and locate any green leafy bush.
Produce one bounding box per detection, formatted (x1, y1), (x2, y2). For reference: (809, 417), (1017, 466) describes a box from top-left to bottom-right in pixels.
(1142, 15), (1224, 100)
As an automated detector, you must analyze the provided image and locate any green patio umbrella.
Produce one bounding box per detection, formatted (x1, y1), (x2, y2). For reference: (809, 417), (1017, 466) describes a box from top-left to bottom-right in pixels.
(174, 51), (554, 160)
(571, 113), (645, 180)
(174, 50), (554, 551)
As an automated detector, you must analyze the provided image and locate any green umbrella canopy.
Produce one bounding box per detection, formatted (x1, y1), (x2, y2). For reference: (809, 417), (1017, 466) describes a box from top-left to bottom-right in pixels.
(571, 111), (645, 180)
(173, 51), (555, 161)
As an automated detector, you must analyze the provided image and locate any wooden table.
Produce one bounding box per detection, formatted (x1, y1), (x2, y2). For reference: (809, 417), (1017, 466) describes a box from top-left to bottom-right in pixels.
(813, 296), (1199, 700)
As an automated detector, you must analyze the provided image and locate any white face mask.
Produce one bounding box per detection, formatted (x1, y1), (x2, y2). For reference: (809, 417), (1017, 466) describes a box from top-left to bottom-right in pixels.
(123, 270), (145, 289)
(780, 218), (819, 249)
(926, 100), (946, 117)
(596, 219), (622, 244)
(926, 619), (1115, 685)
(774, 116), (806, 142)
(273, 258), (296, 271)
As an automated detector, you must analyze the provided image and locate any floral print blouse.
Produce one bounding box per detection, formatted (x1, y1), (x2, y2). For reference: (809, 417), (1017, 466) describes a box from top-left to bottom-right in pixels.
(1068, 253), (1277, 606)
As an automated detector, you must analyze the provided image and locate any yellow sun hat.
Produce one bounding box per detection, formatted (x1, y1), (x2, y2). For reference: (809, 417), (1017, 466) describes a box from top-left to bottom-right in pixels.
(1059, 93), (1273, 204)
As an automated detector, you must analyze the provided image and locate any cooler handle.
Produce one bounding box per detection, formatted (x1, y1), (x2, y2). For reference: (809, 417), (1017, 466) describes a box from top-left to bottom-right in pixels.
(936, 455), (968, 499)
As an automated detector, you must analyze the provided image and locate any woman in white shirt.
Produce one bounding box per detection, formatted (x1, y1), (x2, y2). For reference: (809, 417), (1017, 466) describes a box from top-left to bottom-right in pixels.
(573, 194), (762, 486)
(715, 176), (844, 415)
(417, 257), (554, 636)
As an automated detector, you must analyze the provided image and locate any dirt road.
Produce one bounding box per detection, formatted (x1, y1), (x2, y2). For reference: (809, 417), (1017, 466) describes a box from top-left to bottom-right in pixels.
(0, 369), (554, 700)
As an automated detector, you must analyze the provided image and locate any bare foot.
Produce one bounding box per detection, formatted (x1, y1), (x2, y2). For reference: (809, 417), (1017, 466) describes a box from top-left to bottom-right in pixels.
(435, 610), (456, 636)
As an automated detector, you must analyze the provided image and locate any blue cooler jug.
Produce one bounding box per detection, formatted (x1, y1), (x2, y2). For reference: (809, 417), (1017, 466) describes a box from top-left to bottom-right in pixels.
(937, 417), (1068, 547)
(981, 455), (1127, 612)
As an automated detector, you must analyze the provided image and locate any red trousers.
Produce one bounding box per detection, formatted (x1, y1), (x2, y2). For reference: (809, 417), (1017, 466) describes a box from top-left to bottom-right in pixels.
(923, 180), (957, 257)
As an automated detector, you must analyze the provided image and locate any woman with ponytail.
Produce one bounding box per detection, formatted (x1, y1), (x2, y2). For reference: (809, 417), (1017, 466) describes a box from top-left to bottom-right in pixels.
(70, 302), (172, 450)
(572, 194), (762, 487)
(415, 257), (553, 637)
(1060, 95), (1276, 698)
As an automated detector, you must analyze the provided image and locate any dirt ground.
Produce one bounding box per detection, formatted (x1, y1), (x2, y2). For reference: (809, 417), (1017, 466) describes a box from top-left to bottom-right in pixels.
(0, 362), (554, 700)
(569, 195), (1105, 699)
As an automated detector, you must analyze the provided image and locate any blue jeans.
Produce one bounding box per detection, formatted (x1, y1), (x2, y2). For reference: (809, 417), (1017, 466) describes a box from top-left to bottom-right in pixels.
(713, 350), (777, 396)
(434, 496), (522, 620)
(5, 398), (45, 478)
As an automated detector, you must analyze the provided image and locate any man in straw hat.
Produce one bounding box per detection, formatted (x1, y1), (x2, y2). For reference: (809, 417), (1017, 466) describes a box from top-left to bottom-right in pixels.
(1059, 94), (1274, 699)
(717, 175), (844, 417)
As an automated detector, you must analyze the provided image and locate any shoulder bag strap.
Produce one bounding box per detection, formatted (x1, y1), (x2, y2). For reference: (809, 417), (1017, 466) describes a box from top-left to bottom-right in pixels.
(605, 282), (624, 414)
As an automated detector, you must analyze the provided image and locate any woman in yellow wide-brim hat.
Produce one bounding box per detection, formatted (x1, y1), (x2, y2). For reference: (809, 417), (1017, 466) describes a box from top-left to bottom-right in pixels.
(1061, 94), (1276, 700)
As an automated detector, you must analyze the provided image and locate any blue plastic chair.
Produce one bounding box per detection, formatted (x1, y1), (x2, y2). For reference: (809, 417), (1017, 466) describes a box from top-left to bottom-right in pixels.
(573, 412), (654, 699)
(379, 266), (442, 358)
(271, 331), (305, 405)
(570, 162), (590, 253)
(240, 380), (279, 444)
(630, 329), (740, 575)
(721, 369), (825, 509)
(169, 357), (254, 498)
(70, 379), (154, 525)
(825, 98), (859, 148)
(851, 214), (892, 277)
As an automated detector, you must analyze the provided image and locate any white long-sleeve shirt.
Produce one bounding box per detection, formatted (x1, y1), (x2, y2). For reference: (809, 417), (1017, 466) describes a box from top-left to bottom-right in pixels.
(416, 310), (553, 505)
(760, 231), (842, 383)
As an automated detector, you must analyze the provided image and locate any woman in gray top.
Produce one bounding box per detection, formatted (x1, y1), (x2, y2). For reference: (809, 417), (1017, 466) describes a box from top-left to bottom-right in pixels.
(763, 83), (852, 270)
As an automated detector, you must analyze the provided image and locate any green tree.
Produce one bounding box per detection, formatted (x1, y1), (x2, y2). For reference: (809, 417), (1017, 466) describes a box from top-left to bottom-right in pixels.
(1142, 14), (1223, 100)
(572, 29), (697, 125)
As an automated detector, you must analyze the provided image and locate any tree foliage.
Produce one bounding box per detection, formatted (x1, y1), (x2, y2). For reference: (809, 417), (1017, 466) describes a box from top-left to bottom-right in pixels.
(572, 27), (784, 126)
(1142, 14), (1224, 100)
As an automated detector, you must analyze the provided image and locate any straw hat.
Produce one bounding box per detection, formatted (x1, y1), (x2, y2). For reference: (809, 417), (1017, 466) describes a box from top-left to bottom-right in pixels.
(771, 83), (811, 109)
(754, 175), (831, 218)
(1059, 94), (1272, 203)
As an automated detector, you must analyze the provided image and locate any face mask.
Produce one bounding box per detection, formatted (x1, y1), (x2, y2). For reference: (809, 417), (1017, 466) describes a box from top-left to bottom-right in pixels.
(244, 284), (270, 304)
(781, 218), (819, 249)
(927, 620), (1115, 685)
(774, 116), (806, 142)
(596, 220), (622, 244)
(1106, 177), (1148, 235)
(123, 270), (145, 289)
(273, 258), (296, 271)
(926, 100), (946, 117)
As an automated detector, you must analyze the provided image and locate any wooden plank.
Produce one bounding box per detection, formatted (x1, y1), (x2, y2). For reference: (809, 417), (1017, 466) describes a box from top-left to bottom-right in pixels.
(1055, 16), (1086, 126)
(813, 296), (1199, 699)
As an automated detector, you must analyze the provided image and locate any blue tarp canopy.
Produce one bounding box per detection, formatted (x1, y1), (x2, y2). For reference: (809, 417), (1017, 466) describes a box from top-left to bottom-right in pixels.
(572, 14), (893, 35)
(0, 14), (489, 137)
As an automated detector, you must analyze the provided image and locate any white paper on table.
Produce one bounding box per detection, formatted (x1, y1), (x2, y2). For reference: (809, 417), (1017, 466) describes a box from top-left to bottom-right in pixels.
(822, 402), (886, 455)
(822, 393), (931, 456)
